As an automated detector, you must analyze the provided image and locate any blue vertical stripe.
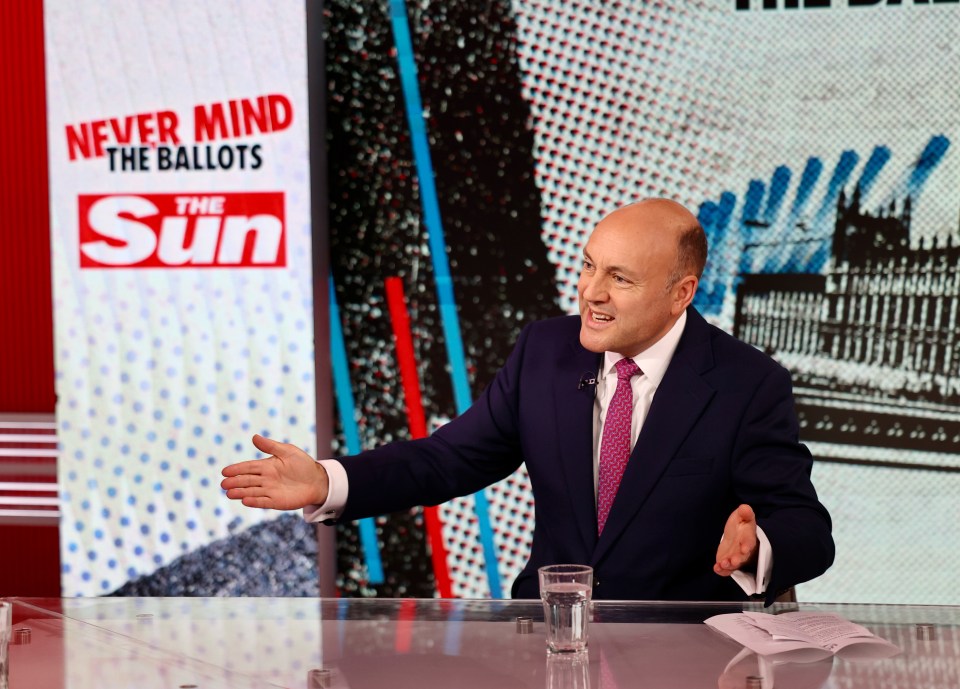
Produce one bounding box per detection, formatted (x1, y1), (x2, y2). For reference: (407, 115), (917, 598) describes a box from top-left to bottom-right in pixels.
(387, 0), (502, 598)
(761, 160), (813, 273)
(806, 151), (858, 272)
(328, 278), (384, 584)
(694, 191), (735, 316)
(763, 166), (791, 224)
(789, 157), (824, 226)
(742, 180), (766, 224)
(759, 166), (792, 273)
(337, 598), (349, 652)
(906, 135), (950, 198)
(738, 180), (767, 275)
(813, 151), (856, 228)
(692, 200), (722, 316)
(443, 603), (465, 655)
(857, 146), (891, 198)
(780, 156), (825, 272)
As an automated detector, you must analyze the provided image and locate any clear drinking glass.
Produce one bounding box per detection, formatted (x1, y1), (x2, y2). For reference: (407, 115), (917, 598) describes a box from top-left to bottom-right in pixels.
(538, 564), (593, 653)
(546, 650), (591, 689)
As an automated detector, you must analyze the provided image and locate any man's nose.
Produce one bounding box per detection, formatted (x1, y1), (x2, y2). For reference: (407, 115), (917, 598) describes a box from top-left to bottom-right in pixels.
(580, 274), (607, 301)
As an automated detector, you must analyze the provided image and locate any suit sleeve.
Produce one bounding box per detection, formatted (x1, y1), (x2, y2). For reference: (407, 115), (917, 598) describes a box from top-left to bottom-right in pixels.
(729, 364), (835, 605)
(336, 323), (533, 521)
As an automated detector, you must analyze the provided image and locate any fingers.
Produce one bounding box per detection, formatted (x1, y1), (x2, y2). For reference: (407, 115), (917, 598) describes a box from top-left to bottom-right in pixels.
(242, 495), (279, 509)
(714, 546), (735, 575)
(223, 485), (277, 508)
(715, 556), (749, 575)
(221, 459), (265, 478)
(220, 473), (267, 491)
(714, 503), (759, 575)
(714, 550), (747, 574)
(223, 484), (268, 500)
(715, 553), (738, 573)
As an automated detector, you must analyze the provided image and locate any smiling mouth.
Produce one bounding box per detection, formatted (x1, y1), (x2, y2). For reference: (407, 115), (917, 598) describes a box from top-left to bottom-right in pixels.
(590, 310), (614, 324)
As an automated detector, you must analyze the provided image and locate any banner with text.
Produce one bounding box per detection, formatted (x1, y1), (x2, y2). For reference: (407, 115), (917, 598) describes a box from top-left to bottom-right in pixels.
(45, 0), (316, 596)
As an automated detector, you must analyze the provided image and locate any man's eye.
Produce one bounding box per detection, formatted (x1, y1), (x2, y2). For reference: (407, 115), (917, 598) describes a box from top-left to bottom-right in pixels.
(582, 261), (594, 271)
(613, 274), (627, 284)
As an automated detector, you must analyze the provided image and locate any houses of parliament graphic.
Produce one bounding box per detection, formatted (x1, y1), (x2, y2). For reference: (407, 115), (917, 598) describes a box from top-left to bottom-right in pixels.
(727, 146), (960, 469)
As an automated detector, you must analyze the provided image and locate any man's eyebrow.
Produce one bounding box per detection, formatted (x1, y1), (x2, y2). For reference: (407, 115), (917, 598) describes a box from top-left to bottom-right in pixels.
(582, 251), (637, 279)
(604, 264), (636, 278)
(592, 257), (637, 278)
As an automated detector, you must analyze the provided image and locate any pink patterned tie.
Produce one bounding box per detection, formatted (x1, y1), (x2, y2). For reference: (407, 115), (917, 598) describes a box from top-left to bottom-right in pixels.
(597, 358), (640, 535)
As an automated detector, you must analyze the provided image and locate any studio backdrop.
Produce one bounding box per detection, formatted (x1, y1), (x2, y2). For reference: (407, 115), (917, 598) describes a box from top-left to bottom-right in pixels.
(44, 0), (960, 603)
(326, 0), (960, 604)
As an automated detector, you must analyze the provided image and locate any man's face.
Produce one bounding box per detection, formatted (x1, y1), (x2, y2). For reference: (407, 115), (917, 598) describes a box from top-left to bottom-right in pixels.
(577, 205), (691, 357)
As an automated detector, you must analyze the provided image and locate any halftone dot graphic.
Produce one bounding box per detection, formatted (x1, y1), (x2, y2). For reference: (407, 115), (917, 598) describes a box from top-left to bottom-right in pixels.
(487, 467), (535, 587)
(49, 6), (318, 594)
(439, 494), (490, 599)
(511, 1), (732, 314)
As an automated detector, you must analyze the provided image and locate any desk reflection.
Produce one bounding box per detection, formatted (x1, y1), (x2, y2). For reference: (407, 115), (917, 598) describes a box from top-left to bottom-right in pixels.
(3, 598), (958, 689)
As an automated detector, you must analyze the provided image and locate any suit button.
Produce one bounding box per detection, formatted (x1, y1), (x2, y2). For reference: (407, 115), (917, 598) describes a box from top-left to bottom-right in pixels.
(593, 578), (600, 588)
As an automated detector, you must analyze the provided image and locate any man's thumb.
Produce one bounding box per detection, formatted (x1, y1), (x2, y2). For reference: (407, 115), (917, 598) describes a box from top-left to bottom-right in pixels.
(252, 433), (281, 457)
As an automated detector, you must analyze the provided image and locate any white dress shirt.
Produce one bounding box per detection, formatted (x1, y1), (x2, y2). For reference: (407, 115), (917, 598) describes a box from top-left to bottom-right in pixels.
(591, 312), (771, 596)
(306, 311), (772, 595)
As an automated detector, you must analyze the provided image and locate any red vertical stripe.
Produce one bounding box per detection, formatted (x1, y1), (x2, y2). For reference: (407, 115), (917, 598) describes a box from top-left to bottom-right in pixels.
(0, 0), (54, 413)
(0, 1), (61, 600)
(394, 598), (417, 653)
(385, 277), (454, 598)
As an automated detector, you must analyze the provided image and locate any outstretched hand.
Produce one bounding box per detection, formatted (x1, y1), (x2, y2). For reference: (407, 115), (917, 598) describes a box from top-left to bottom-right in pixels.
(714, 504), (759, 576)
(220, 434), (329, 510)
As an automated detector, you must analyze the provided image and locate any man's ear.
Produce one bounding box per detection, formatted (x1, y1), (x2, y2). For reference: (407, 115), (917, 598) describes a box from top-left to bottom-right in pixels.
(672, 276), (698, 315)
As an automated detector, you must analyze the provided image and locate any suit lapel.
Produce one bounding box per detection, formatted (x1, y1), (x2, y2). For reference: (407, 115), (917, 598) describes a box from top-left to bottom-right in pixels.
(552, 339), (602, 555)
(591, 309), (717, 566)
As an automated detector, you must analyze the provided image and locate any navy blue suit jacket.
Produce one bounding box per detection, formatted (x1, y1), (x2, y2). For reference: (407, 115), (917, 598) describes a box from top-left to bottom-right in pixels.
(338, 308), (834, 603)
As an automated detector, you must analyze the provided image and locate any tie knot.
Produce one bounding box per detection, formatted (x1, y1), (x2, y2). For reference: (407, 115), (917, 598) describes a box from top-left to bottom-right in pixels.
(614, 358), (640, 381)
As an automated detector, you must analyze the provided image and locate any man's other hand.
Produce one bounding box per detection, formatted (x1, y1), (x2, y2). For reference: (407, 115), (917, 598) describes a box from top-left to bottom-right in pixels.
(220, 434), (328, 510)
(714, 504), (758, 576)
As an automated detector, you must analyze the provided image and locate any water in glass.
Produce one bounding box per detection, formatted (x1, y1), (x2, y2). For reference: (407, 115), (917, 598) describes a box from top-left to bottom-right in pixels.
(542, 582), (590, 652)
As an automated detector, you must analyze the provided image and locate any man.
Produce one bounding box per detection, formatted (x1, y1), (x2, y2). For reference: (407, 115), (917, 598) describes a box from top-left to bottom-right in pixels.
(222, 199), (834, 603)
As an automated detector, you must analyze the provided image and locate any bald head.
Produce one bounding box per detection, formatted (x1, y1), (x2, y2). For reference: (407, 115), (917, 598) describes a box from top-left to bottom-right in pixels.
(600, 199), (708, 286)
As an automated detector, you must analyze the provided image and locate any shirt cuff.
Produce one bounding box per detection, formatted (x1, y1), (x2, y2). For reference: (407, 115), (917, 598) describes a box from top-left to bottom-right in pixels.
(302, 459), (348, 523)
(730, 525), (772, 596)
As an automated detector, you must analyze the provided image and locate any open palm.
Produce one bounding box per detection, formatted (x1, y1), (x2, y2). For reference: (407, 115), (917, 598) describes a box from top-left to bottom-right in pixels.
(220, 434), (328, 510)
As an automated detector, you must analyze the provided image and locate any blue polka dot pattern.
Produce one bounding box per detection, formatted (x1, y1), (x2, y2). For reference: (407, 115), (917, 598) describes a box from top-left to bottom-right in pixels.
(50, 7), (317, 593)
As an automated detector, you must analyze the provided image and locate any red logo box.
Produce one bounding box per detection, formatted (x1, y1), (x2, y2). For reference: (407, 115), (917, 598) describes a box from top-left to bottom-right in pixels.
(78, 192), (286, 268)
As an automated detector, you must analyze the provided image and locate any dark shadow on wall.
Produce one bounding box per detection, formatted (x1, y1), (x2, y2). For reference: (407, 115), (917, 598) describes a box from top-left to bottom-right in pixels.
(324, 0), (561, 597)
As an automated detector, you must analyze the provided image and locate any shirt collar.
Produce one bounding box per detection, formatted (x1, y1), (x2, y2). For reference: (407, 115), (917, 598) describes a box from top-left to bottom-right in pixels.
(601, 310), (687, 388)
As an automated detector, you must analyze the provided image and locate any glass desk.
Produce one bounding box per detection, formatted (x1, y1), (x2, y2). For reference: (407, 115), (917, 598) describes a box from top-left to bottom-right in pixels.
(3, 597), (958, 688)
